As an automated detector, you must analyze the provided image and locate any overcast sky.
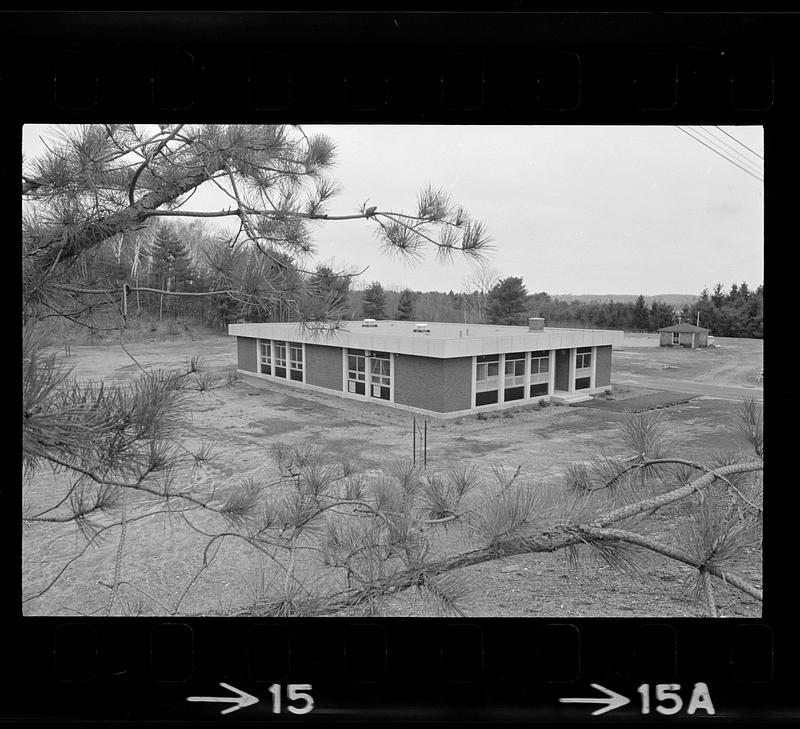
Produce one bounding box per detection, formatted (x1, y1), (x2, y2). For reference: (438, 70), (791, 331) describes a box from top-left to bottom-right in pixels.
(22, 124), (763, 296)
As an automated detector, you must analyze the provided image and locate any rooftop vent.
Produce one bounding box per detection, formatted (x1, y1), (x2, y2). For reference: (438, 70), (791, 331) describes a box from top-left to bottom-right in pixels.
(528, 317), (545, 331)
(361, 318), (378, 327)
(412, 322), (431, 333)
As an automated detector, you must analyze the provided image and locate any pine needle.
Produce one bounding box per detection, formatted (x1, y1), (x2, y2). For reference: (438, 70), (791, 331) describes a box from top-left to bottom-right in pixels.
(415, 572), (470, 617)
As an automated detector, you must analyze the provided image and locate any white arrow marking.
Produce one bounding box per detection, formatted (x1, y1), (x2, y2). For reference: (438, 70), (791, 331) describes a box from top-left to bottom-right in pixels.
(560, 683), (631, 716)
(187, 682), (259, 715)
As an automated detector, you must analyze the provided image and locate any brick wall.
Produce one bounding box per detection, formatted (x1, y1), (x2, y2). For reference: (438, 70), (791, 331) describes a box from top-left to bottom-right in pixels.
(595, 345), (612, 387)
(237, 337), (257, 373)
(394, 355), (444, 411)
(442, 357), (473, 411)
(394, 355), (473, 413)
(306, 344), (343, 391)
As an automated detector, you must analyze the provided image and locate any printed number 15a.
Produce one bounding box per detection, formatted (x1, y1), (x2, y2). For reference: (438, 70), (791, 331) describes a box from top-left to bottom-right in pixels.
(637, 683), (714, 715)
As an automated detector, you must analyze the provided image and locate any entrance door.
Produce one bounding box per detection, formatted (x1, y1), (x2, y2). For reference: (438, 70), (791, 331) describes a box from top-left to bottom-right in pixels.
(554, 349), (570, 391)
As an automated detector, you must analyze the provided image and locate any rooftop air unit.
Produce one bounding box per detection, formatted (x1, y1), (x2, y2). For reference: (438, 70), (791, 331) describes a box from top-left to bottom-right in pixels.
(412, 322), (431, 333)
(361, 318), (378, 327)
(528, 317), (545, 331)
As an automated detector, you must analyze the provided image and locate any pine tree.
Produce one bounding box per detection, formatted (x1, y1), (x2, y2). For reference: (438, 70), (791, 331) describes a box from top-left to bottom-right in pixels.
(151, 225), (194, 319)
(711, 282), (726, 308)
(649, 299), (676, 330)
(362, 281), (387, 319)
(631, 294), (651, 331)
(396, 289), (416, 320)
(487, 276), (528, 325)
(307, 264), (351, 319)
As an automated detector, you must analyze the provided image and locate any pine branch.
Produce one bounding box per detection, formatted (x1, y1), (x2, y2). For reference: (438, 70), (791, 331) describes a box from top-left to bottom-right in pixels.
(576, 526), (762, 602)
(281, 461), (763, 616)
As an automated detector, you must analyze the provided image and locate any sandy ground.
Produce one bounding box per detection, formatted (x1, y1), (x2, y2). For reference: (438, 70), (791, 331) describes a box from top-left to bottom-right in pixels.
(613, 333), (763, 396)
(22, 332), (763, 618)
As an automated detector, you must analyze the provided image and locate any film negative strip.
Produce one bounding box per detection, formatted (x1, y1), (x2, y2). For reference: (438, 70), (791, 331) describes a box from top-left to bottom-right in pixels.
(5, 9), (795, 724)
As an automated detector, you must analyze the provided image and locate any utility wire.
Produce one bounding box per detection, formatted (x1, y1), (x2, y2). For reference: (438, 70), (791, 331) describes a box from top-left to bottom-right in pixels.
(713, 125), (764, 161)
(691, 126), (764, 178)
(676, 126), (763, 183)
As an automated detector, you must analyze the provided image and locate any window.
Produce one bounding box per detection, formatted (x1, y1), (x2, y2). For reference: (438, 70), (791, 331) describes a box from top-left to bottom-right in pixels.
(575, 376), (591, 390)
(477, 390), (499, 406)
(274, 342), (287, 378)
(672, 331), (680, 345)
(504, 352), (525, 401)
(530, 352), (550, 375)
(258, 340), (272, 375)
(504, 354), (525, 384)
(370, 353), (391, 400)
(576, 347), (592, 370)
(530, 382), (549, 397)
(347, 350), (366, 395)
(476, 354), (500, 406)
(289, 342), (303, 382)
(530, 350), (550, 397)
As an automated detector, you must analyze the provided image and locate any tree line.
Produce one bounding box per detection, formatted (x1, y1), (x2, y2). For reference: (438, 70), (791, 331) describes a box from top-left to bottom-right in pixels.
(349, 276), (763, 338)
(51, 207), (762, 340)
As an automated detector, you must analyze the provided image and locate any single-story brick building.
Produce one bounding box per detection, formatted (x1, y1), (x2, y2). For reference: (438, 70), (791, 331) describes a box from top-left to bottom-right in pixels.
(228, 318), (624, 418)
(657, 323), (710, 349)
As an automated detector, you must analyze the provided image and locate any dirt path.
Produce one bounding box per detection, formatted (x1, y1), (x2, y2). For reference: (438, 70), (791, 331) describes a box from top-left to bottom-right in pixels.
(612, 376), (763, 402)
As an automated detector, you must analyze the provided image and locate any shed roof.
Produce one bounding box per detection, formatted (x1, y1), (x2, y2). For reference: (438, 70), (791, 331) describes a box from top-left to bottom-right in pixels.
(229, 320), (624, 359)
(658, 323), (710, 333)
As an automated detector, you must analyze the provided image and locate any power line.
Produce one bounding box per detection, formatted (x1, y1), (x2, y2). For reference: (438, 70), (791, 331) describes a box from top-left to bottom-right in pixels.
(694, 126), (764, 177)
(690, 126), (764, 178)
(676, 126), (763, 183)
(713, 126), (764, 161)
(679, 125), (763, 182)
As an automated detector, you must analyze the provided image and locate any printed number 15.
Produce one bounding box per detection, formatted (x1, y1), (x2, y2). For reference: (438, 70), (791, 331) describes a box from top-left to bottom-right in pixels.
(268, 684), (314, 715)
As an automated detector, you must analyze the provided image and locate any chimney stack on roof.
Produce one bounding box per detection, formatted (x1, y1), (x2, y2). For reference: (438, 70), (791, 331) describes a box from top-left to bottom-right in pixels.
(528, 317), (545, 331)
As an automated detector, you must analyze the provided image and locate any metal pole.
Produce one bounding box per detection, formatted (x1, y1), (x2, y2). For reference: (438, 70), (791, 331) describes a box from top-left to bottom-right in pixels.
(412, 416), (416, 464)
(423, 420), (427, 469)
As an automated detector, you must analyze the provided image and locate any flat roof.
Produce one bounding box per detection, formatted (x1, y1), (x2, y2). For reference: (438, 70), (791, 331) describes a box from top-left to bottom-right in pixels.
(229, 320), (624, 359)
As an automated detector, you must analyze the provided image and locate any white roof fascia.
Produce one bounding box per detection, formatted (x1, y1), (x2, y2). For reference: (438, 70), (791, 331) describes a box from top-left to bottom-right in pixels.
(228, 322), (624, 358)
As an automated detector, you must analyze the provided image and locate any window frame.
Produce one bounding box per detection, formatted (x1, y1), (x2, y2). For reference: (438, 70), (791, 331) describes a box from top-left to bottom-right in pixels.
(258, 339), (272, 375)
(347, 350), (367, 395)
(274, 341), (287, 377)
(475, 355), (500, 394)
(530, 355), (550, 376)
(369, 353), (391, 400)
(274, 342), (287, 368)
(288, 342), (303, 381)
(530, 350), (550, 389)
(504, 354), (525, 387)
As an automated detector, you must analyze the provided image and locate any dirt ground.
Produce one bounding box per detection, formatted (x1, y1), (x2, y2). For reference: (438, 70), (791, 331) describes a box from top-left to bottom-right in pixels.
(613, 333), (763, 387)
(22, 332), (763, 618)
